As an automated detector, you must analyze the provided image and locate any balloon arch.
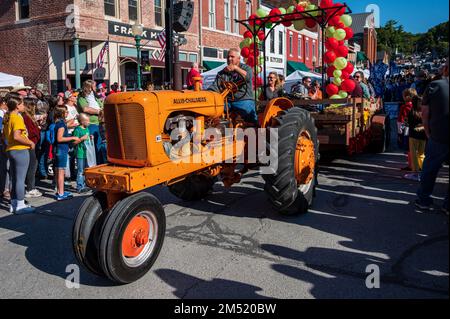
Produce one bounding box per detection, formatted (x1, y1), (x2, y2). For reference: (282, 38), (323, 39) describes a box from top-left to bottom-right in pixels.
(235, 0), (355, 101)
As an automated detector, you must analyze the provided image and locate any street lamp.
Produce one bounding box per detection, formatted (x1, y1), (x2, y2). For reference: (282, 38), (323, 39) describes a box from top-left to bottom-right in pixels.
(132, 22), (144, 90)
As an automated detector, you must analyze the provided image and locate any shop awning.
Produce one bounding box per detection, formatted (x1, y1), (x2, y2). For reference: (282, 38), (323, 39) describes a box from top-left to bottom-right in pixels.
(287, 61), (310, 75)
(203, 60), (225, 71)
(357, 51), (369, 62)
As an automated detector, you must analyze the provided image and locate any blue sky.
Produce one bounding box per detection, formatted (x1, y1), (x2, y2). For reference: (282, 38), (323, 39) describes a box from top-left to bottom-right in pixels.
(344, 0), (449, 33)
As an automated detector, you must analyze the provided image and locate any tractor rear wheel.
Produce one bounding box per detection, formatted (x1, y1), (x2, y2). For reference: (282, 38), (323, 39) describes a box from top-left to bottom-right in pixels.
(263, 107), (319, 216)
(72, 192), (107, 277)
(98, 192), (166, 284)
(169, 174), (215, 201)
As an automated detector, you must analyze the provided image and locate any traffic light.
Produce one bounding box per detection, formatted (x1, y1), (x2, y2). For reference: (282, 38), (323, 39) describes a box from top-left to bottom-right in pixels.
(173, 1), (194, 33)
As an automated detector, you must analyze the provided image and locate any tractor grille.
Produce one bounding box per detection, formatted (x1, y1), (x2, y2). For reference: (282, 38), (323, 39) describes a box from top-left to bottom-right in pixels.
(104, 103), (147, 165)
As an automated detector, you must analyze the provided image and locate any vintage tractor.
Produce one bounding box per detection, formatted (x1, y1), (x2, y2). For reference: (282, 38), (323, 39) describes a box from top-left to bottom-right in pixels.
(73, 77), (319, 284)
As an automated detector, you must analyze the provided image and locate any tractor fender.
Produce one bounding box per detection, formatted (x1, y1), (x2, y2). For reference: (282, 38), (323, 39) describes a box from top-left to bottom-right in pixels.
(259, 98), (294, 128)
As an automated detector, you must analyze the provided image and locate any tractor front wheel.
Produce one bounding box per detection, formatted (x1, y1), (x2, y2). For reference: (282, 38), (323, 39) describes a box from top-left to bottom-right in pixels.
(98, 192), (166, 284)
(263, 107), (319, 215)
(72, 192), (107, 276)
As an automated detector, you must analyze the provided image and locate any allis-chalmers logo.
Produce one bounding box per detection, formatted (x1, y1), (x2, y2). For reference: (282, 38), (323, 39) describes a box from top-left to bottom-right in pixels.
(173, 97), (207, 104)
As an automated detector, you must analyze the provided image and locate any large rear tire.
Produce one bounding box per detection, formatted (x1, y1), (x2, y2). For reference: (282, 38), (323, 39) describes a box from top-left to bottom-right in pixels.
(98, 192), (166, 284)
(72, 192), (107, 277)
(263, 107), (319, 216)
(169, 174), (215, 201)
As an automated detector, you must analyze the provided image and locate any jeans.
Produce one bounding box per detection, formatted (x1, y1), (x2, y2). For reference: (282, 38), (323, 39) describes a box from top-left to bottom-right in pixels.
(76, 157), (87, 191)
(88, 124), (103, 164)
(37, 131), (49, 177)
(417, 138), (449, 208)
(226, 100), (258, 124)
(25, 148), (38, 191)
(8, 150), (30, 201)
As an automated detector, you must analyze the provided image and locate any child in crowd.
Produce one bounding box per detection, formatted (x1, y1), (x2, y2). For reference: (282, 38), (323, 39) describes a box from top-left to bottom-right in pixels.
(72, 113), (91, 193)
(398, 88), (418, 171)
(22, 98), (42, 198)
(53, 106), (80, 201)
(98, 110), (107, 164)
(404, 96), (427, 181)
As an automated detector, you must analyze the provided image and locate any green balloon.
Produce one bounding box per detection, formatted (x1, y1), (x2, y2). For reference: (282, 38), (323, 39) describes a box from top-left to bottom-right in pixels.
(333, 70), (342, 78)
(334, 28), (347, 41)
(279, 8), (287, 15)
(339, 91), (348, 98)
(239, 41), (247, 49)
(340, 14), (352, 27)
(334, 57), (348, 70)
(326, 26), (336, 38)
(265, 22), (273, 29)
(294, 20), (306, 31)
(259, 56), (265, 65)
(333, 77), (343, 86)
(306, 4), (318, 16)
(330, 94), (341, 99)
(256, 8), (268, 18)
(287, 5), (296, 14)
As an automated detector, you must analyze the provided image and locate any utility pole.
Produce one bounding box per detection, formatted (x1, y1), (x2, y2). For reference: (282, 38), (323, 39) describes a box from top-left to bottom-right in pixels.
(164, 0), (174, 89)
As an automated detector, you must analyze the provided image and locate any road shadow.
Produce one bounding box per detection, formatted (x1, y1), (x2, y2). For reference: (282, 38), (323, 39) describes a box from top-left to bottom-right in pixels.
(260, 243), (449, 298)
(154, 268), (270, 299)
(0, 196), (115, 287)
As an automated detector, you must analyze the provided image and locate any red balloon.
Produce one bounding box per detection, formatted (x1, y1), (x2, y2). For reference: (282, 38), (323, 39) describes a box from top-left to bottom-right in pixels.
(341, 71), (350, 79)
(344, 27), (354, 39)
(329, 15), (341, 27)
(341, 79), (356, 93)
(344, 62), (354, 74)
(334, 2), (346, 15)
(269, 8), (281, 22)
(249, 14), (261, 26)
(339, 40), (345, 46)
(324, 50), (337, 64)
(335, 21), (345, 29)
(320, 0), (334, 8)
(246, 56), (255, 67)
(243, 30), (253, 39)
(326, 83), (339, 96)
(327, 65), (336, 78)
(257, 30), (265, 41)
(282, 20), (293, 27)
(335, 45), (349, 57)
(241, 47), (250, 58)
(296, 5), (305, 13)
(325, 38), (339, 51)
(305, 18), (317, 29)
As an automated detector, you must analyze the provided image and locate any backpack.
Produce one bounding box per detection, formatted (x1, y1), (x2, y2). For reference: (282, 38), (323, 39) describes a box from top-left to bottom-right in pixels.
(46, 123), (56, 144)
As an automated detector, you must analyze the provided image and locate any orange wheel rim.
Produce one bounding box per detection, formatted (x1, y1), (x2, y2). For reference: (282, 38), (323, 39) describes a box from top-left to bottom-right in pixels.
(122, 215), (150, 258)
(294, 132), (315, 186)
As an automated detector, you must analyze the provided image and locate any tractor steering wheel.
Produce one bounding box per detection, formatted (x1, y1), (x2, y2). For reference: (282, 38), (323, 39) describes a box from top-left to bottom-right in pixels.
(215, 71), (249, 102)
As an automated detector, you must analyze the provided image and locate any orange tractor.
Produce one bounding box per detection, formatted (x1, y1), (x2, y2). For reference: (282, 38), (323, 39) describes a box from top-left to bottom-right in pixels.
(73, 78), (319, 284)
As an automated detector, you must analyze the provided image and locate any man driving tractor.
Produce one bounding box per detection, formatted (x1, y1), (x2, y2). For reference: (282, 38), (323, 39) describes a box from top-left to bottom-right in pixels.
(208, 48), (257, 125)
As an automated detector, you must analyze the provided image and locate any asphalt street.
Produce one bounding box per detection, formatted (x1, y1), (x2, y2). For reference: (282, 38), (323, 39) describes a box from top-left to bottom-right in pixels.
(0, 147), (448, 299)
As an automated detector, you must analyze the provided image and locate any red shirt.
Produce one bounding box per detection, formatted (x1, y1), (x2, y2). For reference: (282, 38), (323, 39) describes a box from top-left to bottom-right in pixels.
(398, 102), (413, 123)
(23, 114), (40, 144)
(186, 68), (202, 87)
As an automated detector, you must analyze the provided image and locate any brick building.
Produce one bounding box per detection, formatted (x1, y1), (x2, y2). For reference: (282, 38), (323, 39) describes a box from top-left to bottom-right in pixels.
(350, 12), (378, 66)
(286, 29), (319, 75)
(0, 0), (257, 94)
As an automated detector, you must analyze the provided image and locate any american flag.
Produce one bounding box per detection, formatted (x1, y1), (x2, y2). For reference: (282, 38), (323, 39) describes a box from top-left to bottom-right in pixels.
(95, 41), (109, 69)
(157, 29), (166, 61)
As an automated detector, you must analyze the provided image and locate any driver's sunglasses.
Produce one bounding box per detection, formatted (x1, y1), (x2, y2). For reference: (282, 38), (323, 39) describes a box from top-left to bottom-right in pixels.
(268, 76), (275, 80)
(354, 76), (361, 79)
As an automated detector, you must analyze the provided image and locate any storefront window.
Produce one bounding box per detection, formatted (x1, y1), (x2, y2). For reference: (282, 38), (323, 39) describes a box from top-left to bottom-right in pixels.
(189, 54), (197, 63)
(69, 45), (88, 71)
(179, 52), (188, 61)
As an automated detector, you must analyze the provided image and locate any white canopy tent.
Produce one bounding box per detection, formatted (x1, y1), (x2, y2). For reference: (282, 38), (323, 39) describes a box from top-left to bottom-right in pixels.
(0, 72), (24, 88)
(285, 70), (322, 93)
